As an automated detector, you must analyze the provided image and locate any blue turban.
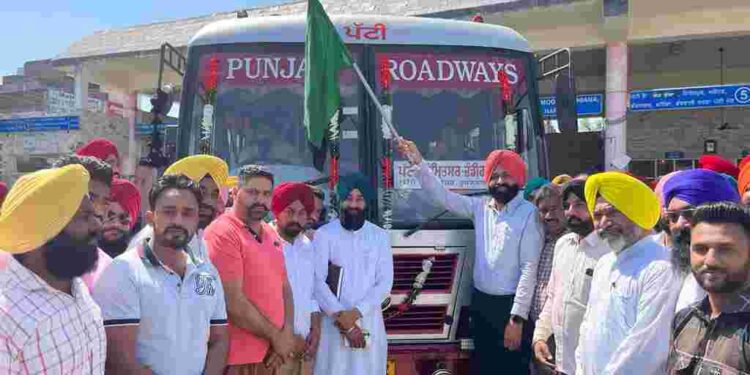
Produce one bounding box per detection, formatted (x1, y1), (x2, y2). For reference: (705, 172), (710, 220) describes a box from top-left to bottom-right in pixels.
(662, 169), (740, 208)
(336, 173), (374, 201)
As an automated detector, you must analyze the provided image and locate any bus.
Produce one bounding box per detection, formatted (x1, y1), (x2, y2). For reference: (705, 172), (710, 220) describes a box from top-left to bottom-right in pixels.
(175, 13), (557, 375)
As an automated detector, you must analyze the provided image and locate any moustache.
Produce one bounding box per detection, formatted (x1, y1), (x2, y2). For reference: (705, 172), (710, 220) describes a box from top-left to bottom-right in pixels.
(249, 203), (269, 211)
(165, 226), (189, 235)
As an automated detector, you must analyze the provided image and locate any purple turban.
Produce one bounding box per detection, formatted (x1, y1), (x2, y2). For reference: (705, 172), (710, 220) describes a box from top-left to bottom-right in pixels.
(662, 169), (740, 208)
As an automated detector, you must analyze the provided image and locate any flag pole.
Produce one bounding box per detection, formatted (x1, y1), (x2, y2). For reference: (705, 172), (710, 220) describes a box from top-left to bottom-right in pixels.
(350, 61), (401, 140)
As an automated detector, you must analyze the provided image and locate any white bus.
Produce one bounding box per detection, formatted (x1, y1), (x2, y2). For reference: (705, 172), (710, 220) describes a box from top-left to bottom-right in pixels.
(176, 13), (558, 375)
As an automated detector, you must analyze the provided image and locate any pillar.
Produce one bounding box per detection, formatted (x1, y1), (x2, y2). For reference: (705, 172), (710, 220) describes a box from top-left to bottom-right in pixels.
(74, 64), (89, 112)
(125, 92), (138, 176)
(605, 42), (629, 170)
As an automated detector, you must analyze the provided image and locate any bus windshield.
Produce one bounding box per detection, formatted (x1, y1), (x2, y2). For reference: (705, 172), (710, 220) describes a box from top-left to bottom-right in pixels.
(377, 47), (541, 227)
(180, 44), (543, 228)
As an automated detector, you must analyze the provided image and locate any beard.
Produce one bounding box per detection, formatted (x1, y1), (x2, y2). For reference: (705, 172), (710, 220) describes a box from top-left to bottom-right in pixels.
(341, 208), (366, 231)
(198, 204), (217, 229)
(98, 230), (131, 258)
(158, 225), (192, 250)
(565, 217), (594, 236)
(489, 183), (520, 205)
(44, 231), (99, 279)
(245, 203), (269, 223)
(281, 222), (304, 240)
(600, 230), (628, 252)
(692, 257), (750, 294)
(670, 227), (692, 274)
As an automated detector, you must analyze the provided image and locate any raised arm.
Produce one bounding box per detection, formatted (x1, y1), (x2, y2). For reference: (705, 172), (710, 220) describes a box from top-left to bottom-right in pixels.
(397, 138), (478, 219)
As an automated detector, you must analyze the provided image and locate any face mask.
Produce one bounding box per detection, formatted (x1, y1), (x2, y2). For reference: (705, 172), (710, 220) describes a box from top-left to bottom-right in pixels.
(44, 231), (99, 279)
(566, 216), (594, 236)
(489, 183), (519, 204)
(341, 208), (365, 231)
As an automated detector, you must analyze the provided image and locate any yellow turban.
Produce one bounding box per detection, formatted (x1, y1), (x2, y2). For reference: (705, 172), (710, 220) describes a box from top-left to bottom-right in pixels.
(164, 155), (229, 187)
(584, 172), (660, 230)
(552, 174), (572, 185)
(0, 165), (90, 254)
(226, 176), (238, 187)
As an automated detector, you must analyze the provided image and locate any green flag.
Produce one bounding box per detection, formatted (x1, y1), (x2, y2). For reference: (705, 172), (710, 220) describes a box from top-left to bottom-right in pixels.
(304, 0), (353, 151)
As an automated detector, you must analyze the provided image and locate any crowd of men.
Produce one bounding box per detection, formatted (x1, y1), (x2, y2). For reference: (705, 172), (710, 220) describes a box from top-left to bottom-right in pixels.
(0, 135), (748, 374)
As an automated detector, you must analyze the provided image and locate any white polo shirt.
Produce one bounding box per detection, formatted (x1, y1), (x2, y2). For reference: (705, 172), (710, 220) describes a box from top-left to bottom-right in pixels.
(93, 240), (227, 375)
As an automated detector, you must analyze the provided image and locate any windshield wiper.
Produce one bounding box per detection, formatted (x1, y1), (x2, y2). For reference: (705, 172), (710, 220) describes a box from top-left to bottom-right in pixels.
(404, 190), (489, 238)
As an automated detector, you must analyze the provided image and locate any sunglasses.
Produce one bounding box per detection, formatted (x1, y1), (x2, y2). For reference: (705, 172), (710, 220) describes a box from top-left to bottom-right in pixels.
(665, 208), (698, 223)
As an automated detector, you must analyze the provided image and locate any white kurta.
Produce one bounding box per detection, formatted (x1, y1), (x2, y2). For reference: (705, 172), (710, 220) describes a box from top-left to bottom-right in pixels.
(575, 235), (680, 375)
(313, 220), (394, 375)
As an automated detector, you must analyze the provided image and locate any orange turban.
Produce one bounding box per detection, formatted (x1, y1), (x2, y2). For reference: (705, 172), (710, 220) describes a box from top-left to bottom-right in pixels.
(739, 163), (750, 196)
(739, 155), (750, 171)
(110, 178), (141, 229)
(484, 150), (527, 185)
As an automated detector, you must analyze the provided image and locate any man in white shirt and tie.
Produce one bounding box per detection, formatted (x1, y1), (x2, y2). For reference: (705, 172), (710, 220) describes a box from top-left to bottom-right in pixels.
(398, 139), (544, 375)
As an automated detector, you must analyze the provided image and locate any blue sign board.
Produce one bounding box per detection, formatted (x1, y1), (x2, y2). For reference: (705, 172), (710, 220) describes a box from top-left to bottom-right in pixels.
(630, 84), (750, 112)
(0, 116), (79, 133)
(540, 94), (604, 118)
(136, 122), (177, 135)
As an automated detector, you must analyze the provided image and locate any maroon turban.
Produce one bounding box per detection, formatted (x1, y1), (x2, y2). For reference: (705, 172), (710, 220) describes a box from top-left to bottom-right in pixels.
(109, 178), (141, 229)
(272, 182), (315, 217)
(0, 182), (7, 207)
(698, 155), (739, 179)
(76, 138), (120, 162)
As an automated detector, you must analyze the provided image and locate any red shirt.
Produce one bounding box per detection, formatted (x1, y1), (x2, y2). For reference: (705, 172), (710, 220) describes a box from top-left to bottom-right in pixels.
(204, 211), (287, 365)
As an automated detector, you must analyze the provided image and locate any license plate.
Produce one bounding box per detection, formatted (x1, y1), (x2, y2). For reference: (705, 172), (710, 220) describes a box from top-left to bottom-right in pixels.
(387, 360), (396, 375)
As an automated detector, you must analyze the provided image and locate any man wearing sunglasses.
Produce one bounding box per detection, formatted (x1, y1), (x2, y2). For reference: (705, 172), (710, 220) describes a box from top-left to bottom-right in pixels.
(661, 169), (740, 312)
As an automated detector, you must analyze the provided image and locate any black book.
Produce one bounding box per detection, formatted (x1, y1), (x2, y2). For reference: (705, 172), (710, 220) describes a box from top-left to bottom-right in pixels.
(326, 262), (344, 298)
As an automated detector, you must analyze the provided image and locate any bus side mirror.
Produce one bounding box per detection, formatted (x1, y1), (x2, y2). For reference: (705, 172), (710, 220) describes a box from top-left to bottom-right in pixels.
(555, 71), (578, 133)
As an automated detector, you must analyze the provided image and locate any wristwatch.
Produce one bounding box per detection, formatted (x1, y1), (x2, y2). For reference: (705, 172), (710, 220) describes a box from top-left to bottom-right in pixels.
(510, 314), (526, 324)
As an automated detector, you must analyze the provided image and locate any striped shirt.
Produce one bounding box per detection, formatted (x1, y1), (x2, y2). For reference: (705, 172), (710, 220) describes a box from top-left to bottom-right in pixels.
(530, 232), (564, 321)
(0, 254), (106, 375)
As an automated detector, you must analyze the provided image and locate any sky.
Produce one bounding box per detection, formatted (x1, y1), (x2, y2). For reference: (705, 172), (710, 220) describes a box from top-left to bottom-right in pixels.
(0, 0), (290, 76)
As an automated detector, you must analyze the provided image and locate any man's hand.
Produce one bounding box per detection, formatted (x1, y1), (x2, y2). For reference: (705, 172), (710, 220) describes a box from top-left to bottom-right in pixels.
(396, 139), (423, 165)
(293, 334), (307, 356)
(345, 326), (366, 349)
(533, 340), (555, 369)
(263, 351), (284, 369)
(269, 328), (296, 364)
(334, 309), (361, 331)
(503, 319), (523, 351)
(304, 326), (321, 361)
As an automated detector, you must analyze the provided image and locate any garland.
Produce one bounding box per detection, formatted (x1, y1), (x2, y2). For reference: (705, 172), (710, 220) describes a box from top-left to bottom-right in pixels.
(379, 56), (394, 231)
(200, 55), (220, 154)
(383, 257), (435, 320)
